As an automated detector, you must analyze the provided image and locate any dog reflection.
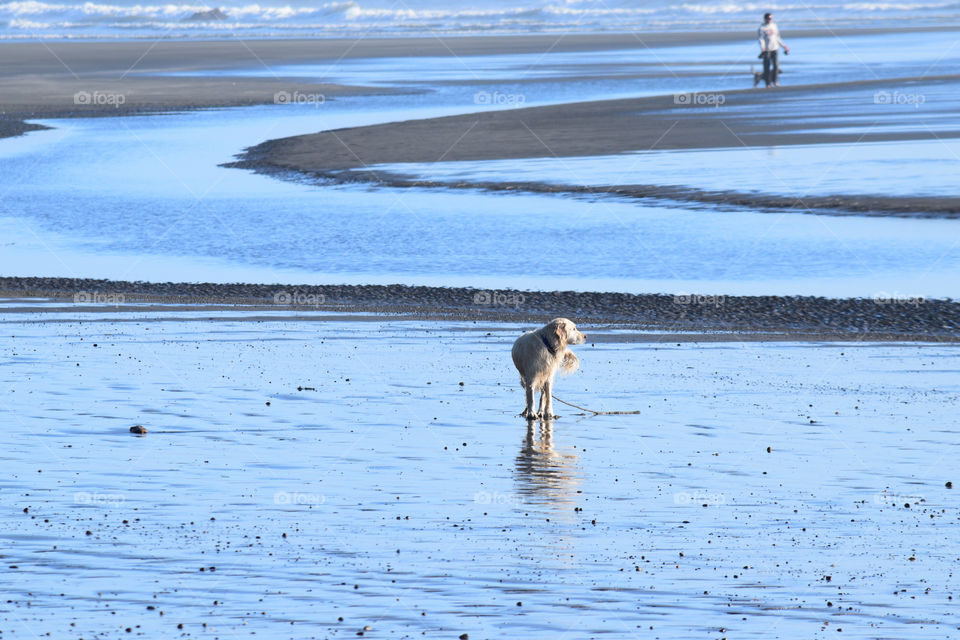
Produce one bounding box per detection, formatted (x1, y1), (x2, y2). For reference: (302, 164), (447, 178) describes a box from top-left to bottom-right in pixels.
(514, 420), (580, 509)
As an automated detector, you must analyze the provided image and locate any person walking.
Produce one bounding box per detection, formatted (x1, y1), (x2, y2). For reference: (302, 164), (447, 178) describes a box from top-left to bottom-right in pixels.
(758, 12), (789, 87)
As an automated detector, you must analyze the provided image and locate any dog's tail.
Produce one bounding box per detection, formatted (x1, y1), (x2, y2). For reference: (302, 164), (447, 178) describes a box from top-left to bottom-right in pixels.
(560, 351), (580, 375)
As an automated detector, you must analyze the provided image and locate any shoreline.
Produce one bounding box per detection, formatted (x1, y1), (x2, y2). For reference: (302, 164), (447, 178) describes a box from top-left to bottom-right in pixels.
(3, 28), (952, 74)
(3, 27), (958, 142)
(1, 277), (956, 342)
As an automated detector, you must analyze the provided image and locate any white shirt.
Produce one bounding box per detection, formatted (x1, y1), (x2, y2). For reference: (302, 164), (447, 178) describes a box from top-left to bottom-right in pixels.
(758, 21), (785, 51)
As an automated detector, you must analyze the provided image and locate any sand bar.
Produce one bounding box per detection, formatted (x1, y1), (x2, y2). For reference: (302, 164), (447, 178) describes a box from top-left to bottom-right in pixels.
(1, 277), (956, 341)
(231, 72), (960, 216)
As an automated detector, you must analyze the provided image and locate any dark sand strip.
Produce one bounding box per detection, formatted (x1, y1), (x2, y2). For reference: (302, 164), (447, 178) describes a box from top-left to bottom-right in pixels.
(1, 277), (956, 341)
(0, 77), (399, 134)
(0, 120), (50, 139)
(236, 75), (960, 169)
(230, 73), (960, 216)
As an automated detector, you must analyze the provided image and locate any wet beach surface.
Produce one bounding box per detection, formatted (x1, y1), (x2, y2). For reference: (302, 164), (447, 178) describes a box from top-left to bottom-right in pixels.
(1, 19), (959, 640)
(2, 304), (960, 638)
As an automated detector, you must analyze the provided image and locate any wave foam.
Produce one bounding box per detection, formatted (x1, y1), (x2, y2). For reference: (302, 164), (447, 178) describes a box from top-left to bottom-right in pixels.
(2, 0), (959, 36)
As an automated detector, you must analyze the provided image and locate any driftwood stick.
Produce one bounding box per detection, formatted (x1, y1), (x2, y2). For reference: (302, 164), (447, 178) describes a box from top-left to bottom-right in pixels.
(551, 395), (642, 416)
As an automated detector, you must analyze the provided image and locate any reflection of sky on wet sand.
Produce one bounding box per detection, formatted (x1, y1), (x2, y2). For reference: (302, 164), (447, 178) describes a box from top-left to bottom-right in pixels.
(373, 137), (960, 198)
(3, 307), (960, 637)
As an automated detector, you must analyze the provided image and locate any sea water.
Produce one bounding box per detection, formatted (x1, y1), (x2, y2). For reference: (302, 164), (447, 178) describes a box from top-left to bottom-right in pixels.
(3, 0), (960, 40)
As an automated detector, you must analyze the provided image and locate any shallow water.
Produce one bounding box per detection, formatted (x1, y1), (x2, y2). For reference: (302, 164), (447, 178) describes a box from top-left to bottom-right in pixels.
(2, 305), (960, 638)
(372, 138), (960, 198)
(1, 32), (959, 297)
(3, 103), (960, 297)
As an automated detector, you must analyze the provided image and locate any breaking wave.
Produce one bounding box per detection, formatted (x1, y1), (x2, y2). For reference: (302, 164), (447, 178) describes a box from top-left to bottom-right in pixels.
(1, 0), (958, 38)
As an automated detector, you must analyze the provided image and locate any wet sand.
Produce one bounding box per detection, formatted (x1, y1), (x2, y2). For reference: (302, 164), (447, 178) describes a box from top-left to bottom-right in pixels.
(3, 28), (947, 77)
(231, 73), (960, 216)
(2, 305), (959, 639)
(237, 74), (960, 167)
(2, 277), (957, 341)
(0, 76), (392, 125)
(0, 32), (768, 136)
(4, 32), (959, 217)
(1, 28), (955, 131)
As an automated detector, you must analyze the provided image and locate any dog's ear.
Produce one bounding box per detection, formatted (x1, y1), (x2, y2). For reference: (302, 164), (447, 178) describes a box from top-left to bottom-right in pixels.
(554, 320), (568, 345)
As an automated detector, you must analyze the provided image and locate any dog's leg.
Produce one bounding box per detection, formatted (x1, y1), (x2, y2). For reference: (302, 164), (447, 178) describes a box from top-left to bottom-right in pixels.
(536, 386), (547, 419)
(521, 383), (536, 420)
(541, 378), (559, 420)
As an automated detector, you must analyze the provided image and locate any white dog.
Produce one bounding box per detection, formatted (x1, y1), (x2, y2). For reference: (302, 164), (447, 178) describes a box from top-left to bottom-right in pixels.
(511, 318), (586, 420)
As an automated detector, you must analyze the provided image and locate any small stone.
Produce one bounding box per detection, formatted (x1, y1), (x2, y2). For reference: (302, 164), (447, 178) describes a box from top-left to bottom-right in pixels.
(130, 425), (147, 434)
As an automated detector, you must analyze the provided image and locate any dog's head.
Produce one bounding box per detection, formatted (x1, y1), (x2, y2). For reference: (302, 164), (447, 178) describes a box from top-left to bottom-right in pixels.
(547, 317), (586, 347)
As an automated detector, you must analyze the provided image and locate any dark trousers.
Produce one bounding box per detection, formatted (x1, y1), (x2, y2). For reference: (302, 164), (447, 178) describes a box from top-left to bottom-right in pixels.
(762, 50), (779, 86)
